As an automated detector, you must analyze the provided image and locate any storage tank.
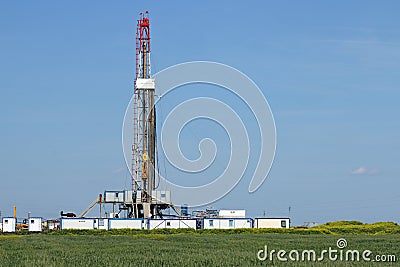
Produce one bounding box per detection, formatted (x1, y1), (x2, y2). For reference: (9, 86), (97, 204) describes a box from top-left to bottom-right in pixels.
(181, 205), (189, 216)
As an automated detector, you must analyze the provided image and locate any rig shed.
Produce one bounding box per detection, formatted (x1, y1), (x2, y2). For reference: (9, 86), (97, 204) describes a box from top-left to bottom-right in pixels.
(202, 218), (253, 229)
(28, 217), (42, 232)
(108, 218), (144, 229)
(2, 217), (16, 232)
(94, 218), (109, 230)
(254, 218), (290, 229)
(60, 218), (95, 230)
(148, 219), (197, 230)
(218, 210), (246, 218)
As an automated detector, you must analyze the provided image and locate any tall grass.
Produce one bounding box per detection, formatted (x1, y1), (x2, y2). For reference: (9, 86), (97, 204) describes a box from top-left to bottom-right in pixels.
(2, 221), (399, 237)
(18, 221), (398, 236)
(1, 221), (398, 266)
(0, 232), (398, 266)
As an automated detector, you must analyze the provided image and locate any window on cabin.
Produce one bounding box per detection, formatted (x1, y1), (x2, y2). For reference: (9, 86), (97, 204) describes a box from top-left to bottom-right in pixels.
(209, 220), (213, 227)
(229, 220), (234, 227)
(281, 220), (287, 228)
(31, 220), (34, 224)
(167, 221), (171, 226)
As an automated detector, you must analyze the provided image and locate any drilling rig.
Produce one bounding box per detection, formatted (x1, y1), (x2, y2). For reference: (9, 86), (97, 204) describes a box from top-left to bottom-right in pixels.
(102, 11), (171, 219)
(129, 11), (169, 218)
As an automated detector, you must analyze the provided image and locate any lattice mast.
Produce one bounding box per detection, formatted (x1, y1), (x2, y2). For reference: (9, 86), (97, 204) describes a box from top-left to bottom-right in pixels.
(132, 11), (156, 218)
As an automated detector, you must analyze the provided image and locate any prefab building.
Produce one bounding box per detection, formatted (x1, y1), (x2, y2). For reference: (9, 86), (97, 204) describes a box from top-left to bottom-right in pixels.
(60, 218), (95, 230)
(150, 190), (171, 203)
(46, 219), (60, 230)
(148, 219), (176, 230)
(254, 218), (290, 229)
(94, 218), (108, 230)
(148, 219), (197, 230)
(178, 219), (197, 229)
(104, 191), (125, 203)
(202, 218), (253, 229)
(218, 210), (246, 218)
(2, 217), (16, 232)
(28, 217), (42, 232)
(108, 218), (144, 229)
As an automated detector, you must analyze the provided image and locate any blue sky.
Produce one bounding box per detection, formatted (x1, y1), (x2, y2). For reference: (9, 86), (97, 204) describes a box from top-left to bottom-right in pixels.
(0, 1), (399, 225)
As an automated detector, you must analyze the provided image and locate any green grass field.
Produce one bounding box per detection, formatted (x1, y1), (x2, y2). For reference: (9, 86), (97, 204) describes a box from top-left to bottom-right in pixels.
(0, 222), (399, 266)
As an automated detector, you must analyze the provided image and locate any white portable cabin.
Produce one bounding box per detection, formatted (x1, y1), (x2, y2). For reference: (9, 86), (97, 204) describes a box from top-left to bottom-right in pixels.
(203, 218), (253, 229)
(177, 219), (197, 229)
(151, 190), (171, 203)
(46, 219), (60, 230)
(104, 191), (125, 203)
(28, 217), (42, 232)
(94, 218), (109, 230)
(108, 218), (144, 229)
(148, 219), (197, 230)
(2, 217), (16, 232)
(254, 218), (290, 229)
(60, 218), (95, 230)
(218, 210), (246, 218)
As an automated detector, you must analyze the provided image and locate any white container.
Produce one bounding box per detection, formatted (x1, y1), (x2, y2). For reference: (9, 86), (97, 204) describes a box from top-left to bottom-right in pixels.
(2, 217), (16, 232)
(151, 190), (170, 203)
(203, 218), (252, 229)
(104, 191), (124, 203)
(232, 218), (253, 228)
(218, 210), (246, 218)
(148, 219), (197, 230)
(47, 219), (60, 230)
(148, 219), (166, 229)
(178, 219), (197, 229)
(60, 218), (95, 230)
(94, 218), (108, 230)
(28, 217), (42, 232)
(203, 218), (220, 229)
(108, 218), (143, 229)
(254, 218), (290, 229)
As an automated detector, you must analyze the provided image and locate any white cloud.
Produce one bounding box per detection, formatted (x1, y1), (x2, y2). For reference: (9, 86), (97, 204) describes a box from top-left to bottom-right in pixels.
(351, 166), (367, 175)
(351, 166), (381, 175)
